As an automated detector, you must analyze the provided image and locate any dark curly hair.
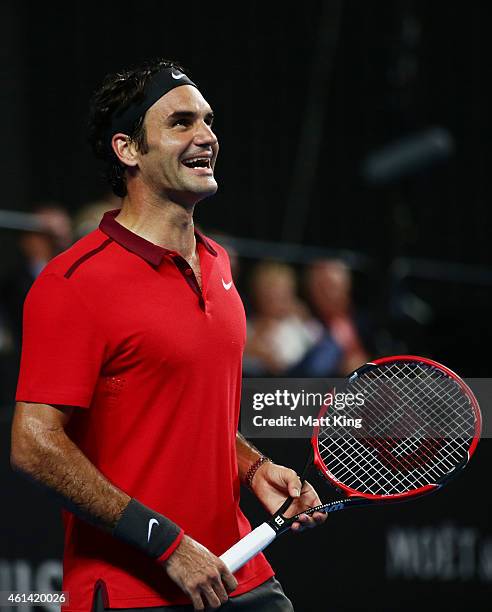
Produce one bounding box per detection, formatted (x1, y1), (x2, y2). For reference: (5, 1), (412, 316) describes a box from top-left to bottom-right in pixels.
(88, 58), (186, 197)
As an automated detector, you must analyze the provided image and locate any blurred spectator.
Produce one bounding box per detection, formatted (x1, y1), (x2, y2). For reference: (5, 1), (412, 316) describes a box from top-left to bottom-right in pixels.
(305, 259), (369, 375)
(0, 312), (14, 354)
(0, 203), (73, 403)
(73, 192), (121, 238)
(244, 261), (334, 376)
(0, 203), (73, 347)
(35, 204), (73, 252)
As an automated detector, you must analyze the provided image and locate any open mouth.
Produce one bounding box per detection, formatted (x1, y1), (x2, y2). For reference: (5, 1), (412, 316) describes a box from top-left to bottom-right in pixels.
(181, 157), (212, 169)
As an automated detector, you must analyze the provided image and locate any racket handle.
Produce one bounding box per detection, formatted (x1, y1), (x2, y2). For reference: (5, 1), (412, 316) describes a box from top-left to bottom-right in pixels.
(219, 522), (276, 573)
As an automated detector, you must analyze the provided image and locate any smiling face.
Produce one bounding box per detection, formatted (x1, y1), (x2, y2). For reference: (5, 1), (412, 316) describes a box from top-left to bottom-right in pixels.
(124, 85), (219, 206)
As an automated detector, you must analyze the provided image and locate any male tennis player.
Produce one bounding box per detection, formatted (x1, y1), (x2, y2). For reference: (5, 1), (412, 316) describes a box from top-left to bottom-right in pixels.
(11, 59), (326, 611)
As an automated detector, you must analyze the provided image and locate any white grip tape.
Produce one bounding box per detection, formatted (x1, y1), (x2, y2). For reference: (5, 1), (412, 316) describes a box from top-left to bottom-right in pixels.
(219, 522), (277, 573)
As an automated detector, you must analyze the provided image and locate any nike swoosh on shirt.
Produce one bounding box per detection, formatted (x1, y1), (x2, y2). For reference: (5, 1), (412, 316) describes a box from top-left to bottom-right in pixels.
(171, 71), (185, 80)
(222, 278), (233, 290)
(148, 518), (159, 542)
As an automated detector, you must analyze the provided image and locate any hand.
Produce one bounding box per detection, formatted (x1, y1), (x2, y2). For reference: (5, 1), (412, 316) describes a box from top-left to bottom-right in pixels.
(251, 462), (327, 532)
(163, 535), (238, 610)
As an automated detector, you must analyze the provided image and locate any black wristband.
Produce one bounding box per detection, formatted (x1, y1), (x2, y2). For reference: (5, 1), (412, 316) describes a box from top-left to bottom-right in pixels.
(113, 498), (182, 560)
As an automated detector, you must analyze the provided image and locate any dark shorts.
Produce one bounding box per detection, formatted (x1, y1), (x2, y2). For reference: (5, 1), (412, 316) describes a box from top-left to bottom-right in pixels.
(93, 578), (294, 611)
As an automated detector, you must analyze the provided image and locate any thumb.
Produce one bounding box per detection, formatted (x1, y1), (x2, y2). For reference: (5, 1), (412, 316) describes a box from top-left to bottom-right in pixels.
(282, 468), (302, 498)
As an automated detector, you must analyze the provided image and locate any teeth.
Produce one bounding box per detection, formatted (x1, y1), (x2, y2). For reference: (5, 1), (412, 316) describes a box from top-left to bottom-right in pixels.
(185, 157), (209, 163)
(183, 157), (210, 169)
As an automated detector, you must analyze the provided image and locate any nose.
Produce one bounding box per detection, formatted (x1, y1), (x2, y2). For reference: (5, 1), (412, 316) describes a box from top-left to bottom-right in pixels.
(194, 121), (218, 148)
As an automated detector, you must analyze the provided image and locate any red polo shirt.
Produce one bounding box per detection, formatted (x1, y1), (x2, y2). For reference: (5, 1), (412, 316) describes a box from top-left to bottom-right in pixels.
(16, 210), (273, 610)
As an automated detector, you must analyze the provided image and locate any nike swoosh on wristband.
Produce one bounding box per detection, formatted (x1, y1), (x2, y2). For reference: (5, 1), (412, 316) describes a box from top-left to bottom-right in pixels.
(148, 518), (159, 542)
(171, 71), (185, 80)
(222, 278), (233, 290)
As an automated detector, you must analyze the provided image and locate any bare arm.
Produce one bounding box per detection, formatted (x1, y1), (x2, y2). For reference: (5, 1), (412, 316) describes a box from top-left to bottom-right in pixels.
(11, 401), (237, 610)
(236, 431), (262, 483)
(10, 401), (130, 530)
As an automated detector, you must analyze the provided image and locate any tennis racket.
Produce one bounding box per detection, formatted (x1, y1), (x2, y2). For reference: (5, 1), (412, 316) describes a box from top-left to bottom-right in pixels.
(220, 355), (481, 573)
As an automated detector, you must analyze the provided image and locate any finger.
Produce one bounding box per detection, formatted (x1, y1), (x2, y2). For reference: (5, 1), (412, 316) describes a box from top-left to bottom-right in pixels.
(291, 511), (320, 530)
(299, 482), (321, 503)
(289, 513), (309, 532)
(297, 513), (310, 522)
(291, 520), (310, 533)
(189, 589), (205, 611)
(299, 512), (321, 529)
(221, 570), (238, 593)
(200, 585), (221, 609)
(301, 493), (321, 507)
(211, 576), (229, 605)
(312, 511), (328, 523)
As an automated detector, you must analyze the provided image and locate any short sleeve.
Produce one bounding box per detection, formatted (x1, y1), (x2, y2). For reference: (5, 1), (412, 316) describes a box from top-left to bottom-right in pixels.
(16, 272), (107, 408)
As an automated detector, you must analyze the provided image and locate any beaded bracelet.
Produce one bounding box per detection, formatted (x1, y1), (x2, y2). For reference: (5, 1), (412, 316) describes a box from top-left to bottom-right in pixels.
(245, 455), (272, 490)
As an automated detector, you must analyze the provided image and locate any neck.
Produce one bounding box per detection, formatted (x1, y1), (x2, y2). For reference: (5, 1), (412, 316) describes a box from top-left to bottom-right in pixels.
(116, 192), (197, 261)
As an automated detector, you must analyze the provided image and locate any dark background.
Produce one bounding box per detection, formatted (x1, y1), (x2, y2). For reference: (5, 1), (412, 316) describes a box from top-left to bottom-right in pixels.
(4, 1), (491, 261)
(3, 0), (492, 371)
(1, 1), (491, 611)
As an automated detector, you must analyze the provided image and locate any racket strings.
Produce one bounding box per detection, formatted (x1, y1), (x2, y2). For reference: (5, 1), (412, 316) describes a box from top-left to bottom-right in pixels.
(360, 368), (472, 475)
(320, 430), (452, 495)
(359, 363), (472, 438)
(381, 363), (474, 437)
(317, 361), (477, 496)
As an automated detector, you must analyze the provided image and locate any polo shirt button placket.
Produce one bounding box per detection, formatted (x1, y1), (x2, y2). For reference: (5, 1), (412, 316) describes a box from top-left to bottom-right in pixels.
(173, 258), (206, 312)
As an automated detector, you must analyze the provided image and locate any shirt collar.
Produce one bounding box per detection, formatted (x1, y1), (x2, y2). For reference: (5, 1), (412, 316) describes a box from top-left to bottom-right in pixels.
(99, 209), (217, 265)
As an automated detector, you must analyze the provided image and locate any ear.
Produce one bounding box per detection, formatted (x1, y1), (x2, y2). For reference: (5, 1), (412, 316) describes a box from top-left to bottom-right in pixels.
(111, 133), (139, 168)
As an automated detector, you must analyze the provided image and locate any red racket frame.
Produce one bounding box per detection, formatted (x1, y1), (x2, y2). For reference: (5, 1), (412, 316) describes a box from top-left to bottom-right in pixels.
(311, 355), (482, 502)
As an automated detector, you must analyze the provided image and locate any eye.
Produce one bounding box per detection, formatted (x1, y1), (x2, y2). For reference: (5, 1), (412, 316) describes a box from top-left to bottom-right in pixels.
(173, 119), (190, 127)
